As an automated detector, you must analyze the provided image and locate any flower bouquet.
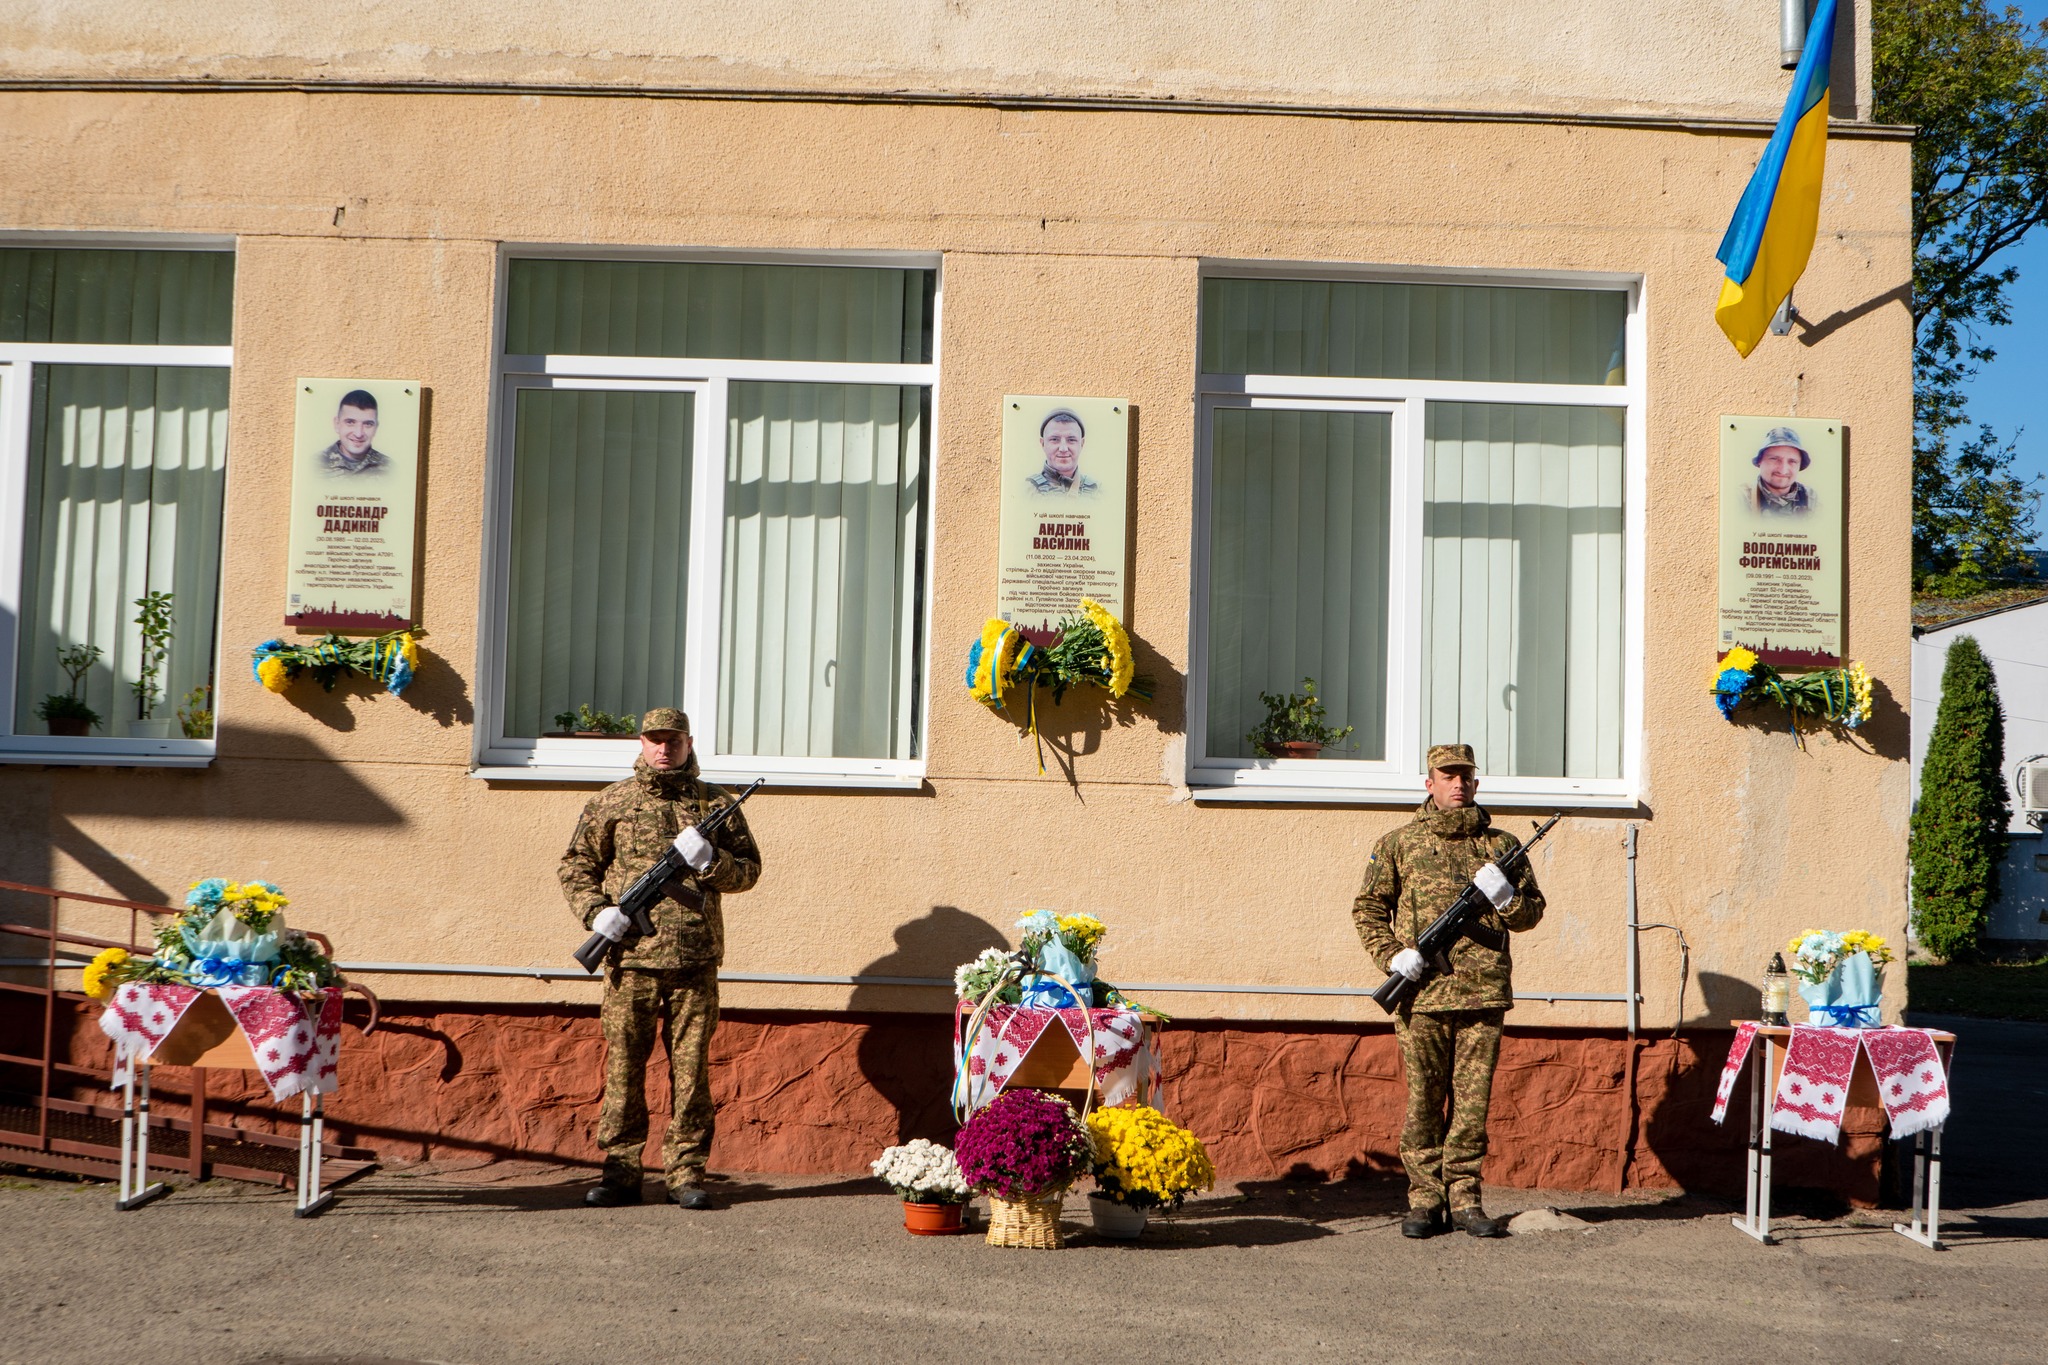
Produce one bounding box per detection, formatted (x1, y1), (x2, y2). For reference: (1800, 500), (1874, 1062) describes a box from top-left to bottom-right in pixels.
(1085, 1104), (1216, 1238)
(1785, 928), (1894, 1028)
(1710, 646), (1873, 747)
(252, 628), (423, 697)
(872, 1139), (973, 1235)
(81, 878), (343, 998)
(965, 598), (1152, 771)
(954, 1088), (1093, 1249)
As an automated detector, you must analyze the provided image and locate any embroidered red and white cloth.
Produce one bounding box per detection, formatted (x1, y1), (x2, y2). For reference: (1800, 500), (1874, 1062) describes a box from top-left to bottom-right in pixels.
(1709, 1021), (1762, 1124)
(1860, 1026), (1951, 1138)
(99, 984), (345, 1101)
(1770, 1024), (1864, 1140)
(218, 985), (345, 1100)
(957, 1004), (1153, 1112)
(100, 982), (203, 1088)
(1710, 1023), (1953, 1143)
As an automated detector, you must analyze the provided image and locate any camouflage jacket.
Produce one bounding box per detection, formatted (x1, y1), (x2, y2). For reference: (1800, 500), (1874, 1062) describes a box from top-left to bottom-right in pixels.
(1351, 802), (1545, 1012)
(558, 755), (763, 972)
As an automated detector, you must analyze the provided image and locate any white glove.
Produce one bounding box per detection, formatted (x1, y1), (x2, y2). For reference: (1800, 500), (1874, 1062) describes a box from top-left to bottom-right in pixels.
(1473, 862), (1514, 909)
(673, 827), (715, 872)
(592, 906), (631, 942)
(1390, 948), (1426, 981)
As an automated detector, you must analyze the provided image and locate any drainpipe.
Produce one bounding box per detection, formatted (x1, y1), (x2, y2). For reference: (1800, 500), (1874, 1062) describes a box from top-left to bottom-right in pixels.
(1620, 823), (1642, 1192)
(1625, 824), (1640, 1038)
(1781, 0), (1808, 70)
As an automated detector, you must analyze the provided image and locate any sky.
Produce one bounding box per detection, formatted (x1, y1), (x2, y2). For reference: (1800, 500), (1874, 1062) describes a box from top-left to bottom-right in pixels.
(1948, 0), (2048, 540)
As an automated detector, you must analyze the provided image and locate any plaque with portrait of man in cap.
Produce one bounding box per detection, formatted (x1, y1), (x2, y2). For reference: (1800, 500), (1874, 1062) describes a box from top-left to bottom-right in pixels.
(1717, 415), (1844, 668)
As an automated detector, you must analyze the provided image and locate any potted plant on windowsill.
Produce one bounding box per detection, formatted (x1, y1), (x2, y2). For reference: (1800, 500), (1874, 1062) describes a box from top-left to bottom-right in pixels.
(129, 590), (175, 739)
(546, 704), (639, 739)
(36, 643), (104, 737)
(1245, 677), (1354, 759)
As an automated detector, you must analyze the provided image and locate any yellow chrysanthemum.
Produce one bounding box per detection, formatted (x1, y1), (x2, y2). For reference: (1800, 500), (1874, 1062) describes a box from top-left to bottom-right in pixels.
(1720, 646), (1758, 674)
(1080, 597), (1136, 698)
(400, 632), (420, 668)
(258, 655), (292, 693)
(80, 946), (129, 1001)
(969, 618), (1007, 707)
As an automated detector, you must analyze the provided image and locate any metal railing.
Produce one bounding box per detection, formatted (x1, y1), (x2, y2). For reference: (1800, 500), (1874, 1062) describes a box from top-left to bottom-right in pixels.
(0, 879), (374, 1188)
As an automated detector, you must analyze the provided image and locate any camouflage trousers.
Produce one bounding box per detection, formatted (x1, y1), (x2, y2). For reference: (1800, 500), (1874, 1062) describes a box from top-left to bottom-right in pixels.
(1393, 1007), (1504, 1211)
(597, 964), (719, 1191)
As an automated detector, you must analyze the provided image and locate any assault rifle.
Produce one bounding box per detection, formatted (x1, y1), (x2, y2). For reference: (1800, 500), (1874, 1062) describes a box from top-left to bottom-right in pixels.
(572, 778), (764, 973)
(1369, 810), (1569, 1015)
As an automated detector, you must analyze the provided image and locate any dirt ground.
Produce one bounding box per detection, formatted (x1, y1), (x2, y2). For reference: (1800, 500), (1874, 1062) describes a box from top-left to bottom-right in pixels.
(3, 1014), (2041, 1365)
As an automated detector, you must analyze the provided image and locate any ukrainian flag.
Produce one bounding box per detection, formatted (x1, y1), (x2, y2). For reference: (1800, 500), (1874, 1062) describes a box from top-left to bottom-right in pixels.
(1715, 0), (1837, 357)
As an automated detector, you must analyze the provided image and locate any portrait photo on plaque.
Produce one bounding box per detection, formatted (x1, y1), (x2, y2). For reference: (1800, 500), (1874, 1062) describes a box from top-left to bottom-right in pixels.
(284, 378), (423, 632)
(1717, 414), (1844, 667)
(996, 394), (1131, 634)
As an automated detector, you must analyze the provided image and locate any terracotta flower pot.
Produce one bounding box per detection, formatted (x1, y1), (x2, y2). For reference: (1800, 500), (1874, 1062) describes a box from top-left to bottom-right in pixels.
(46, 718), (90, 738)
(1260, 740), (1323, 759)
(901, 1200), (968, 1235)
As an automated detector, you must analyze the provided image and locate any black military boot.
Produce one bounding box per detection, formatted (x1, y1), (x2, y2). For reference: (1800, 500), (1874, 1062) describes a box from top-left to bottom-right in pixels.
(1400, 1206), (1444, 1239)
(1450, 1206), (1510, 1238)
(667, 1182), (713, 1210)
(585, 1182), (642, 1208)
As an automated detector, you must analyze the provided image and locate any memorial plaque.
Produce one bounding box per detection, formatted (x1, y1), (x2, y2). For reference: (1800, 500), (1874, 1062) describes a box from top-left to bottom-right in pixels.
(1718, 414), (1843, 667)
(285, 378), (422, 632)
(995, 395), (1130, 633)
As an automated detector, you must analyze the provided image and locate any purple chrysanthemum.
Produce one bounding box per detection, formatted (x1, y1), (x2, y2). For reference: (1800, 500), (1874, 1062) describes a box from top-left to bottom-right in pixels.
(954, 1088), (1092, 1201)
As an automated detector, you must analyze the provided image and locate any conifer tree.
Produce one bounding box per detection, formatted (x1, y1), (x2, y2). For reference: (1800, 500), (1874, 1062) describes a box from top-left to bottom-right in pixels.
(1909, 635), (2009, 959)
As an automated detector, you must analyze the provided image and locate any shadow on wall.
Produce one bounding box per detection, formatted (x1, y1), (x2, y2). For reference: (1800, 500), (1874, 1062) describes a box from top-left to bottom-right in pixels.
(245, 646), (474, 732)
(848, 905), (1008, 1143)
(0, 724), (407, 935)
(980, 620), (1185, 796)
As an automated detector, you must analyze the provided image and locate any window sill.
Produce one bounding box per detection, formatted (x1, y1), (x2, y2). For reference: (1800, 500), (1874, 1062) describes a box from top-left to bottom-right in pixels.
(1188, 776), (1637, 809)
(472, 761), (926, 790)
(0, 737), (214, 768)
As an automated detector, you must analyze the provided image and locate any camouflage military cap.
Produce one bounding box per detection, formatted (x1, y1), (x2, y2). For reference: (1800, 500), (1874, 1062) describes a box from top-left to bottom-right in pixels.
(1426, 742), (1478, 772)
(639, 707), (691, 735)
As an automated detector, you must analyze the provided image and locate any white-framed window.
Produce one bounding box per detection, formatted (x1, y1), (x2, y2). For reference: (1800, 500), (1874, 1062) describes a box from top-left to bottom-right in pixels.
(1189, 268), (1645, 807)
(476, 253), (938, 786)
(0, 245), (234, 767)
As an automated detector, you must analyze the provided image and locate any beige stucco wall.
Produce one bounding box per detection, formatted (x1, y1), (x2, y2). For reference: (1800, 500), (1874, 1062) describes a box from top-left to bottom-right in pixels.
(1, 0), (1873, 123)
(0, 87), (1914, 1030)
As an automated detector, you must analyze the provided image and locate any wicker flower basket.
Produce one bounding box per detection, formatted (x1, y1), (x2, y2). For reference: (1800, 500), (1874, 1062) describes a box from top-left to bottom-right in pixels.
(986, 1191), (1066, 1249)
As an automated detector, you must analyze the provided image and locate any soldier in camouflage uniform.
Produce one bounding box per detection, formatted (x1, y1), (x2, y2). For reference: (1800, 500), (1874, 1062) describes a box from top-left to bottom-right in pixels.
(559, 707), (762, 1209)
(1352, 742), (1545, 1239)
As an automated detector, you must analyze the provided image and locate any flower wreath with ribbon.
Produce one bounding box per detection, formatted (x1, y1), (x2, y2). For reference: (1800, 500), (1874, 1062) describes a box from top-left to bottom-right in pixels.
(965, 599), (1151, 771)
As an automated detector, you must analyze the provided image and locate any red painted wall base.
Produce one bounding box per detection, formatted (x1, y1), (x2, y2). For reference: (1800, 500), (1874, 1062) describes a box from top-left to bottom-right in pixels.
(20, 1001), (1887, 1202)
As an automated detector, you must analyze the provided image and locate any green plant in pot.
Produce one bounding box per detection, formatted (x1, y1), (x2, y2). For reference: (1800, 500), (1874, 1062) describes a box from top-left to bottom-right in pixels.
(35, 643), (104, 737)
(178, 683), (215, 739)
(1244, 676), (1354, 759)
(129, 591), (175, 739)
(550, 703), (638, 737)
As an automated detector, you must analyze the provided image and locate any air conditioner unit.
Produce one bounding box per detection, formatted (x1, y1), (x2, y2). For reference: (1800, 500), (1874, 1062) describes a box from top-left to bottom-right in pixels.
(2019, 759), (2048, 817)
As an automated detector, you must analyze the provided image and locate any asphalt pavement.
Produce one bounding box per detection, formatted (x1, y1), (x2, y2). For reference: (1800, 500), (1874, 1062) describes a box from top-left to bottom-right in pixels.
(2, 1013), (2041, 1365)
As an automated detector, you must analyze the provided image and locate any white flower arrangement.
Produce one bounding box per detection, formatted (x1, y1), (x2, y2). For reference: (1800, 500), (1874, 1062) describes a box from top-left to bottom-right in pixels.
(871, 1138), (971, 1204)
(954, 947), (1013, 1003)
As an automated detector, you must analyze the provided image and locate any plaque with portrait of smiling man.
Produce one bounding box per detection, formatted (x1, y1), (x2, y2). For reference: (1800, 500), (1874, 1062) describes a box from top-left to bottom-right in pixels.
(1718, 414), (1843, 668)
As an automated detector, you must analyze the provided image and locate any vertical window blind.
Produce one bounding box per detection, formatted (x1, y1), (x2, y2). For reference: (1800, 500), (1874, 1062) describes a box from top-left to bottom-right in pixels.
(14, 366), (230, 735)
(1206, 407), (1392, 761)
(1202, 277), (1627, 386)
(720, 383), (927, 760)
(499, 260), (934, 761)
(1422, 403), (1625, 778)
(502, 389), (695, 739)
